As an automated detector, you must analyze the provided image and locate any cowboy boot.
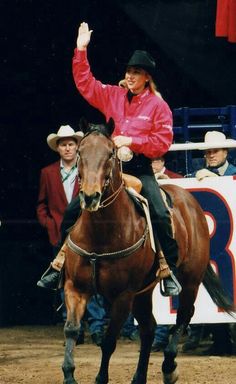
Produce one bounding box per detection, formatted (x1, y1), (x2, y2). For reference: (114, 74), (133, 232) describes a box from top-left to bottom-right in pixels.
(153, 223), (182, 297)
(37, 243), (67, 290)
(160, 240), (182, 297)
(37, 196), (82, 290)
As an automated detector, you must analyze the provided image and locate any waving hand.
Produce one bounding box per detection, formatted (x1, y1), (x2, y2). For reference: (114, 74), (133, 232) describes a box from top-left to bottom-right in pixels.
(77, 22), (93, 50)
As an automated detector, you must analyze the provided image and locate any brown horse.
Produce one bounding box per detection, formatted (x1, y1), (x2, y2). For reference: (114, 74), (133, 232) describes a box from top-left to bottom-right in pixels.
(62, 119), (234, 384)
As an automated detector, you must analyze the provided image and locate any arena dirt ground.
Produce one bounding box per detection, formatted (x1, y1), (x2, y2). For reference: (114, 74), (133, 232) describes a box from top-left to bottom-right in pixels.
(0, 325), (236, 384)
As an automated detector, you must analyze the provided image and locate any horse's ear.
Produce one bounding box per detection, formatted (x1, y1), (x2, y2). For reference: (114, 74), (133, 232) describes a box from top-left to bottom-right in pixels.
(106, 118), (115, 137)
(79, 117), (89, 134)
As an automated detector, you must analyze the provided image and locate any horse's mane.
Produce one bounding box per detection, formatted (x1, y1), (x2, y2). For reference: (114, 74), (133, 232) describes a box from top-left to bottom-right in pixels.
(79, 117), (115, 139)
(87, 124), (110, 138)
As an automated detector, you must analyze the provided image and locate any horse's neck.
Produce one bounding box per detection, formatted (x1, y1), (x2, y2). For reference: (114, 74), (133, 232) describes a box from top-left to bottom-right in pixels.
(75, 189), (145, 252)
(83, 189), (137, 234)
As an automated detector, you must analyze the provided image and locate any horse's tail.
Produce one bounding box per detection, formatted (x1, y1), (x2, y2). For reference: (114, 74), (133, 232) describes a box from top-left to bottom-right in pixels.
(202, 262), (236, 317)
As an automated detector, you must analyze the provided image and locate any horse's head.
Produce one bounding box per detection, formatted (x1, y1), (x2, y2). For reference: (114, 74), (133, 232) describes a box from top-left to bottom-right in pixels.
(77, 118), (122, 211)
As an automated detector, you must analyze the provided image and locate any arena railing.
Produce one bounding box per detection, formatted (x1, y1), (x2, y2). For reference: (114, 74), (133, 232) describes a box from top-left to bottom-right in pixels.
(171, 105), (236, 175)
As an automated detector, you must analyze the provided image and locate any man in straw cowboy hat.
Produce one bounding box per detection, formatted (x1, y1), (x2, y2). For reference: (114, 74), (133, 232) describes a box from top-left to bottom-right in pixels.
(183, 130), (236, 355)
(36, 125), (83, 326)
(194, 130), (236, 180)
(36, 125), (83, 254)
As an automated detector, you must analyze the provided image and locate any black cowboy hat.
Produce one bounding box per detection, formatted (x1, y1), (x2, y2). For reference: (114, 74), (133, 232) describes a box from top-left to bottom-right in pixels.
(126, 50), (156, 77)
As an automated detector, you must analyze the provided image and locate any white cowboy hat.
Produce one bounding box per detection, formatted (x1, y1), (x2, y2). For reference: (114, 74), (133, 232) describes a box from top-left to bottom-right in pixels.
(47, 125), (84, 151)
(201, 131), (236, 150)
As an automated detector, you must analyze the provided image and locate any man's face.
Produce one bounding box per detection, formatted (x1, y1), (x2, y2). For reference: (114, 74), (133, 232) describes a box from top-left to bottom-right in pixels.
(57, 138), (78, 162)
(151, 158), (164, 173)
(205, 148), (227, 168)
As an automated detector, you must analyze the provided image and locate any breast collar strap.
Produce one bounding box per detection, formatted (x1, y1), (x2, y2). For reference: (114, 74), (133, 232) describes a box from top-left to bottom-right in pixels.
(67, 225), (150, 301)
(67, 225), (149, 261)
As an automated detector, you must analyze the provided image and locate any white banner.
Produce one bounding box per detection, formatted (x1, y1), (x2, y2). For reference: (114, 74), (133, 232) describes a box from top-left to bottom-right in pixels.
(153, 176), (236, 324)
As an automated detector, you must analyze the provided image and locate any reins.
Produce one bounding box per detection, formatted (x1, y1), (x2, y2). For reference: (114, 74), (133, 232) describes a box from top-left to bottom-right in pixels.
(78, 129), (125, 210)
(98, 179), (124, 208)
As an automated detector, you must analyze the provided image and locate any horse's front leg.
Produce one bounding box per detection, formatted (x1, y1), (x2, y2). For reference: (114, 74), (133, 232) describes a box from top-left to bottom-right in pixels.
(161, 284), (198, 384)
(95, 293), (134, 384)
(131, 291), (155, 384)
(62, 281), (88, 384)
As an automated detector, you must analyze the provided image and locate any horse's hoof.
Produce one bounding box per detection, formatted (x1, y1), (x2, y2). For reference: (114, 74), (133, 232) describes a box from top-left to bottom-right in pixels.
(63, 379), (78, 384)
(130, 373), (146, 384)
(162, 367), (179, 384)
(95, 374), (108, 384)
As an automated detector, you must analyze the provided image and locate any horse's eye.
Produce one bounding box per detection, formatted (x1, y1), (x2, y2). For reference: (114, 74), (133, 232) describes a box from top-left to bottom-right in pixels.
(109, 149), (115, 159)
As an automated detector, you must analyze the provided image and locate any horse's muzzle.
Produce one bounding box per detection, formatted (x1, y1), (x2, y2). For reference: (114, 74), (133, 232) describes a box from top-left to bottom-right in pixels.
(79, 191), (102, 211)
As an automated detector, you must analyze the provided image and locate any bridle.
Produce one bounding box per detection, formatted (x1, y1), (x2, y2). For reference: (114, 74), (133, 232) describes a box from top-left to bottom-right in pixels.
(98, 180), (124, 209)
(77, 129), (124, 209)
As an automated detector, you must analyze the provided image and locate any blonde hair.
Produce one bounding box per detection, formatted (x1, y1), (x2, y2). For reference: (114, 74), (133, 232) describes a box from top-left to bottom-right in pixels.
(118, 77), (162, 99)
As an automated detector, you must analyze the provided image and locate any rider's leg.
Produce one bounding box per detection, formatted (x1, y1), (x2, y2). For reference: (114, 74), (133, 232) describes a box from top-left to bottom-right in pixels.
(37, 195), (81, 290)
(139, 174), (182, 296)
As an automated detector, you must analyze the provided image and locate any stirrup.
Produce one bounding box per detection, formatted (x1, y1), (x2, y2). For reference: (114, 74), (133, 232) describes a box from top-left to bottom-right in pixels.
(37, 263), (60, 291)
(160, 271), (182, 297)
(39, 263), (54, 279)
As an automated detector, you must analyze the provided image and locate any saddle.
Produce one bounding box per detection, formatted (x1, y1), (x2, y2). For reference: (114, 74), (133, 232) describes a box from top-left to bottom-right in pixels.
(122, 172), (173, 209)
(122, 173), (142, 193)
(124, 178), (173, 282)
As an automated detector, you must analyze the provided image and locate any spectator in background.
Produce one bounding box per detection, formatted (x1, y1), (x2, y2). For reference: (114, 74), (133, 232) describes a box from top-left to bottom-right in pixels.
(189, 131), (236, 180)
(183, 130), (236, 355)
(36, 125), (83, 257)
(151, 156), (182, 180)
(36, 125), (108, 346)
(151, 156), (182, 351)
(36, 124), (83, 317)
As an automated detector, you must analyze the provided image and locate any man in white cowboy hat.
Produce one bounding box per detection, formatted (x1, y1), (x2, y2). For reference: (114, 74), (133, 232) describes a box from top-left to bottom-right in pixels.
(183, 130), (236, 355)
(37, 125), (83, 252)
(36, 124), (83, 326)
(195, 131), (236, 180)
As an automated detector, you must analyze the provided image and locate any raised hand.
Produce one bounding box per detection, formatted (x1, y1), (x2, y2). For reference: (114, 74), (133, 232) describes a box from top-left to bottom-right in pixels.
(77, 22), (93, 50)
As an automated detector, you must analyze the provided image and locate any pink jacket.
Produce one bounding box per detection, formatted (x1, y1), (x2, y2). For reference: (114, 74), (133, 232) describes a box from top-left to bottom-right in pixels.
(72, 49), (173, 159)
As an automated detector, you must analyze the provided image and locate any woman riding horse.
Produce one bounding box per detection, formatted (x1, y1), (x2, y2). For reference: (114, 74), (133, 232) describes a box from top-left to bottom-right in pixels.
(38, 21), (181, 297)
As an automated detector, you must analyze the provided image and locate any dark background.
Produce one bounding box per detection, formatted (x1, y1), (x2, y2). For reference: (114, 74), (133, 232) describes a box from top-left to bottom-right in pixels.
(0, 0), (235, 325)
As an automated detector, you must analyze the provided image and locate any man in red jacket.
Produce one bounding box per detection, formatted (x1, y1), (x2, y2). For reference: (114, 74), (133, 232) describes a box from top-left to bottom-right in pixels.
(36, 124), (82, 327)
(36, 125), (83, 253)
